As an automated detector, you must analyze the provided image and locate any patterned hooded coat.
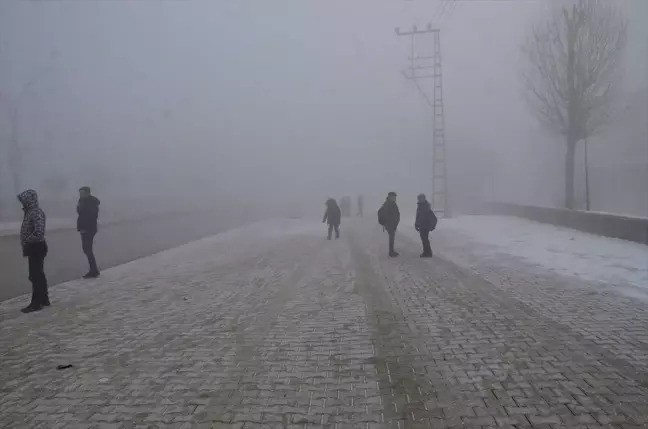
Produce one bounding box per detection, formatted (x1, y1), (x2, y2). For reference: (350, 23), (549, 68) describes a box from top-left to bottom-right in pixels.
(17, 189), (47, 248)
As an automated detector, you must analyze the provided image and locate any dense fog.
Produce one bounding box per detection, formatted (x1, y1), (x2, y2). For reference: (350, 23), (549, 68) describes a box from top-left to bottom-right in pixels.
(0, 0), (646, 219)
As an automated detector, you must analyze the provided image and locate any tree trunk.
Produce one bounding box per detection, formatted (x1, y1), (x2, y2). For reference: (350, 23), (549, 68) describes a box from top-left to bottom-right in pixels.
(565, 137), (577, 209)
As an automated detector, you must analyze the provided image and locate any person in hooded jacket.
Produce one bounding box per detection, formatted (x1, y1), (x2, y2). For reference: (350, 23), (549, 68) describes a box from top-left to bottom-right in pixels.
(17, 189), (50, 313)
(415, 193), (437, 258)
(77, 186), (101, 278)
(322, 198), (341, 240)
(378, 192), (400, 257)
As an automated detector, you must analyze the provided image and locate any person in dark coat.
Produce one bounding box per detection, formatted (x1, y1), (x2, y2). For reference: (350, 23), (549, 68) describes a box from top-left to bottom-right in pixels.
(77, 186), (100, 278)
(322, 198), (341, 240)
(17, 189), (50, 313)
(415, 193), (437, 258)
(377, 192), (400, 257)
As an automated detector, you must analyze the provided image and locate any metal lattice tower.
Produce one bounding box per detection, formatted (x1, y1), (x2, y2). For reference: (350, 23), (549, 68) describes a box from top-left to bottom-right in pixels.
(396, 25), (450, 218)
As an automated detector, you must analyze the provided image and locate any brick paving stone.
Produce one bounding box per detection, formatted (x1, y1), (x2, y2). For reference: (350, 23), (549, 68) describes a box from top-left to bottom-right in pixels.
(347, 220), (648, 429)
(424, 224), (648, 377)
(1, 219), (647, 429)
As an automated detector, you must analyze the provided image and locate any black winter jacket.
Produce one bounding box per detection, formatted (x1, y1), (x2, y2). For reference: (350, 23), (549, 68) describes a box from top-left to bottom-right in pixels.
(323, 200), (341, 226)
(415, 200), (437, 231)
(378, 200), (400, 230)
(77, 195), (100, 233)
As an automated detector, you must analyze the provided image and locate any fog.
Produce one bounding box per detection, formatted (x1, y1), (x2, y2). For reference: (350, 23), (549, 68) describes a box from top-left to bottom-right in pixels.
(1, 0), (646, 219)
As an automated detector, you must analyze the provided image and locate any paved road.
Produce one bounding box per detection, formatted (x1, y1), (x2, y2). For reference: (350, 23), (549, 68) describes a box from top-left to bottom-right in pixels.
(1, 219), (647, 428)
(0, 211), (253, 302)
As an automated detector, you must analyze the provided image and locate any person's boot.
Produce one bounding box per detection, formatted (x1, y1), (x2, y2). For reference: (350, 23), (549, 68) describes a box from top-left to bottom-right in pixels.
(83, 271), (100, 279)
(42, 298), (51, 306)
(420, 252), (433, 258)
(21, 303), (43, 313)
(389, 251), (399, 257)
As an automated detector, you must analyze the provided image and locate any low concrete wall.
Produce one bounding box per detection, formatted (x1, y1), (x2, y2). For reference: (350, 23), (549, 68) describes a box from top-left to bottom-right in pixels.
(483, 202), (648, 245)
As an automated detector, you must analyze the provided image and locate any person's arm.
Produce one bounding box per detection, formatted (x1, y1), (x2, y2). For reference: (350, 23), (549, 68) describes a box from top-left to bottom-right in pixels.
(415, 207), (421, 230)
(91, 204), (99, 223)
(25, 210), (45, 243)
(322, 209), (328, 223)
(77, 204), (82, 232)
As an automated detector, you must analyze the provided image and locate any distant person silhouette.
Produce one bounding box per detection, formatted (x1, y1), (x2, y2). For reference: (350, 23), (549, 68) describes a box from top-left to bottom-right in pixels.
(77, 186), (101, 278)
(378, 192), (400, 257)
(322, 198), (341, 240)
(415, 193), (437, 258)
(17, 189), (50, 313)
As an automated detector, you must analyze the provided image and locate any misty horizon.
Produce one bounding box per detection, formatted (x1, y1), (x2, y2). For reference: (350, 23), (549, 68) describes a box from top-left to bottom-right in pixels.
(0, 0), (646, 218)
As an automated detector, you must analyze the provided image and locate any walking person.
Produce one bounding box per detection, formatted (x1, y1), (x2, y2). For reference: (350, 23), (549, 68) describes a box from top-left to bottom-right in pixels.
(17, 189), (50, 313)
(322, 198), (341, 240)
(357, 195), (364, 217)
(415, 193), (437, 258)
(378, 192), (400, 257)
(77, 186), (100, 278)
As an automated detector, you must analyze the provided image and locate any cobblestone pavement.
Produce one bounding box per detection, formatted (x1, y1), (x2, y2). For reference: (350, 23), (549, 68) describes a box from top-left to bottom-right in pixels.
(1, 219), (647, 428)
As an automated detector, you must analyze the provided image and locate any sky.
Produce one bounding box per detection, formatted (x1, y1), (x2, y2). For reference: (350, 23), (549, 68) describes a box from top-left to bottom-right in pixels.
(0, 0), (646, 217)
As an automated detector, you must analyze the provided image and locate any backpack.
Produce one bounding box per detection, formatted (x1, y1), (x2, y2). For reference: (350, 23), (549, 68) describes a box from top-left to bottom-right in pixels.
(377, 205), (386, 226)
(429, 208), (438, 231)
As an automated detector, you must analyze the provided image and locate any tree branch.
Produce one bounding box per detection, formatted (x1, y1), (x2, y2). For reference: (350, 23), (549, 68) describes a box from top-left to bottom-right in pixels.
(520, 0), (627, 140)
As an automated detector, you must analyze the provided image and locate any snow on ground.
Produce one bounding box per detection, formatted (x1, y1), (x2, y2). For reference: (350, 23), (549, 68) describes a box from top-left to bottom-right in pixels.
(404, 215), (648, 291)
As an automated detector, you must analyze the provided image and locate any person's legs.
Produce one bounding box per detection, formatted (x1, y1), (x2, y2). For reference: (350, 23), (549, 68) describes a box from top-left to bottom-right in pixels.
(23, 244), (46, 312)
(33, 244), (49, 305)
(334, 224), (340, 239)
(27, 254), (39, 307)
(327, 224), (333, 240)
(388, 228), (398, 256)
(41, 242), (49, 305)
(420, 229), (432, 257)
(82, 232), (99, 276)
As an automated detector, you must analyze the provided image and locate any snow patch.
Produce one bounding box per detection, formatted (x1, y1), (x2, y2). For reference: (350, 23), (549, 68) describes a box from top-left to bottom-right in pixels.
(407, 215), (648, 290)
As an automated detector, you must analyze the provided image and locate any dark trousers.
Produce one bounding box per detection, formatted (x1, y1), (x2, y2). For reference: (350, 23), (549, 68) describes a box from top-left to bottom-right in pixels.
(27, 242), (49, 306)
(419, 229), (431, 255)
(327, 224), (340, 239)
(81, 231), (99, 273)
(387, 227), (396, 253)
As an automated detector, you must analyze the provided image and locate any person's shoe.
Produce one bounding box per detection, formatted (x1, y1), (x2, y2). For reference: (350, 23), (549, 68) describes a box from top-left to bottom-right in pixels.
(420, 252), (433, 258)
(21, 304), (43, 314)
(389, 251), (399, 257)
(42, 299), (51, 307)
(83, 271), (100, 279)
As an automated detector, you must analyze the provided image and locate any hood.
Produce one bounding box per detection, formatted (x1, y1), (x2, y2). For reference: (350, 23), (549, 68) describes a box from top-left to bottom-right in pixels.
(17, 189), (39, 210)
(326, 198), (337, 207)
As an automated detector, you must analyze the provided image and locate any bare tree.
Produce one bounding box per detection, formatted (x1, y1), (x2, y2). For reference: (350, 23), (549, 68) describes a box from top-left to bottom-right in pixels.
(521, 0), (627, 209)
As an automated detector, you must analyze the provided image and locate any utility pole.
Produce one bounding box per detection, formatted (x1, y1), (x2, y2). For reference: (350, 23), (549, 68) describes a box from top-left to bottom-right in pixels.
(584, 135), (590, 211)
(396, 24), (449, 218)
